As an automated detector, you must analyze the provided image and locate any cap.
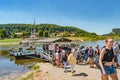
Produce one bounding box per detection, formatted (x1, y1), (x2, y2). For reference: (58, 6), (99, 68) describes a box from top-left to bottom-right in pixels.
(72, 49), (75, 52)
(62, 50), (65, 53)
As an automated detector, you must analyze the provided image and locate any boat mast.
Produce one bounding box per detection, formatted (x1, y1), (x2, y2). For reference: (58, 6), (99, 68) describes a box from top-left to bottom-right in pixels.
(33, 18), (36, 38)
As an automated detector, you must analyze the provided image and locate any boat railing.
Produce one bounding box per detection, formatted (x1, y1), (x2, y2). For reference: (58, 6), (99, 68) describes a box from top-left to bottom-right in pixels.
(38, 49), (52, 63)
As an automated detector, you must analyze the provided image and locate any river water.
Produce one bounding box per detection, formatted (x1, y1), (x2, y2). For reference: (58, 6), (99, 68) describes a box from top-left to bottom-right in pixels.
(0, 40), (105, 80)
(0, 45), (44, 80)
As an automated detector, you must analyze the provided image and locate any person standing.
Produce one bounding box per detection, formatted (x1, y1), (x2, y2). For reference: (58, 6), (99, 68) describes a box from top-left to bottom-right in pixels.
(55, 51), (60, 67)
(118, 52), (120, 68)
(113, 41), (119, 68)
(68, 49), (76, 74)
(88, 46), (94, 68)
(95, 45), (100, 56)
(62, 51), (68, 73)
(76, 48), (81, 65)
(85, 46), (89, 63)
(94, 45), (100, 62)
(99, 38), (118, 80)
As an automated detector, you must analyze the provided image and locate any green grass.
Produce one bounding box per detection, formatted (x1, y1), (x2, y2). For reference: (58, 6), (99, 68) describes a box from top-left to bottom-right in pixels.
(65, 36), (106, 42)
(0, 38), (22, 43)
(66, 37), (98, 41)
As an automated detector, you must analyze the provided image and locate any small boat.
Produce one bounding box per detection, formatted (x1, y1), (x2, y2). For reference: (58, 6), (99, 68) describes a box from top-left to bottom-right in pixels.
(10, 39), (42, 60)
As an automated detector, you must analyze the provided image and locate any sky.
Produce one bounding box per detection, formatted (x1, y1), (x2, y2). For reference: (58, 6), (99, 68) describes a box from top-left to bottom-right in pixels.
(0, 0), (120, 35)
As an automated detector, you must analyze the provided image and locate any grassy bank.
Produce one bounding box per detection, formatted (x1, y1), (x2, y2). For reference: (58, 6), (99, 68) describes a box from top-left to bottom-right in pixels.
(0, 38), (22, 43)
(0, 37), (96, 44)
(66, 36), (105, 41)
(0, 36), (117, 44)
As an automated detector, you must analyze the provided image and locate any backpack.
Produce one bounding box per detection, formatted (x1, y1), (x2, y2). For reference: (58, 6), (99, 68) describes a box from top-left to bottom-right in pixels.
(88, 49), (94, 58)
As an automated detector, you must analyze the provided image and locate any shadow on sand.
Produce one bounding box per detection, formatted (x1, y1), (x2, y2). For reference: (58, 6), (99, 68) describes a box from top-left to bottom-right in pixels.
(72, 72), (88, 77)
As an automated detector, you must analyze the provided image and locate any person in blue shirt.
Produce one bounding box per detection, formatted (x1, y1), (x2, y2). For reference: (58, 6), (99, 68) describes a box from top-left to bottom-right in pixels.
(113, 41), (119, 68)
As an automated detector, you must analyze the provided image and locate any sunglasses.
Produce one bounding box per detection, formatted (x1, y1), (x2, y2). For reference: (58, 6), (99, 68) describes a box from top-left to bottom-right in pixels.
(109, 40), (114, 43)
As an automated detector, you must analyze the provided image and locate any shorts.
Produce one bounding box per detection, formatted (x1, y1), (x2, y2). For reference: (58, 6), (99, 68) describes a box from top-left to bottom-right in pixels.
(88, 57), (94, 64)
(101, 65), (116, 75)
(76, 57), (80, 60)
(56, 58), (59, 63)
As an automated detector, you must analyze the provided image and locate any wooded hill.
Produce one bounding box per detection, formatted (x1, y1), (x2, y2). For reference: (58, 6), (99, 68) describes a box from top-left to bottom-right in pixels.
(0, 24), (98, 39)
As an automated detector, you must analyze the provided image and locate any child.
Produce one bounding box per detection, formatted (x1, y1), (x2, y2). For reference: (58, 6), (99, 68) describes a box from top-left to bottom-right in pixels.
(55, 51), (60, 67)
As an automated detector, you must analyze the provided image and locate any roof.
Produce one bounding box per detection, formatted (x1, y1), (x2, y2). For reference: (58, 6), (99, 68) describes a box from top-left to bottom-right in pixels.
(37, 37), (72, 43)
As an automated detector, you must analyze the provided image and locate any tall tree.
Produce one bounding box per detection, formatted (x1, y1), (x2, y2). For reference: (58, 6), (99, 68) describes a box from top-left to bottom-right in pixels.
(0, 29), (7, 39)
(38, 30), (43, 37)
(21, 31), (30, 38)
(44, 30), (49, 37)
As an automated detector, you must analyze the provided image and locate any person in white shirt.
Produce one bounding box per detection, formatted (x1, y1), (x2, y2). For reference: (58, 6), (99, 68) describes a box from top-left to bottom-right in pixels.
(55, 51), (59, 67)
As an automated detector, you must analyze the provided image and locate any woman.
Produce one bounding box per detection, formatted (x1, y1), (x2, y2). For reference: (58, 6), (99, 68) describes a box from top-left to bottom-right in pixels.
(94, 45), (100, 63)
(95, 45), (100, 56)
(62, 51), (68, 73)
(99, 38), (118, 80)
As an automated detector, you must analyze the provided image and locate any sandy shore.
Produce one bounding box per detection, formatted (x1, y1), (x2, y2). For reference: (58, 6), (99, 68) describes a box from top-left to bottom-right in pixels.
(4, 63), (120, 80)
(1, 63), (120, 80)
(37, 63), (120, 80)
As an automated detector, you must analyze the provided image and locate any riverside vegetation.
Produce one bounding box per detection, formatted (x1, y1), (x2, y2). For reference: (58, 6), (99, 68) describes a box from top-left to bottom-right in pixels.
(18, 64), (41, 80)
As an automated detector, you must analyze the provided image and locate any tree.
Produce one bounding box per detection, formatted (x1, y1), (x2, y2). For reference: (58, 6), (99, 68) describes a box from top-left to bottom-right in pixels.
(21, 31), (30, 38)
(44, 30), (49, 37)
(62, 32), (70, 37)
(38, 30), (43, 37)
(10, 33), (17, 38)
(0, 29), (7, 39)
(12, 34), (17, 38)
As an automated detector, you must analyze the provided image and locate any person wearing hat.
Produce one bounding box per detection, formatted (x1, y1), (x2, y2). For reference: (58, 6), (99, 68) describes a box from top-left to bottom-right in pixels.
(68, 49), (76, 74)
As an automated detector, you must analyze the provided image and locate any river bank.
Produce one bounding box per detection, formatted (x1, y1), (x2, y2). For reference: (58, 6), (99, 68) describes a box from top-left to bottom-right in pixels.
(0, 42), (19, 45)
(18, 63), (120, 80)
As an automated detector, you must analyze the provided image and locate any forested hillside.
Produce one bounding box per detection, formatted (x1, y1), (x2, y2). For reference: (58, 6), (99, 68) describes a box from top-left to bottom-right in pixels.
(0, 24), (98, 39)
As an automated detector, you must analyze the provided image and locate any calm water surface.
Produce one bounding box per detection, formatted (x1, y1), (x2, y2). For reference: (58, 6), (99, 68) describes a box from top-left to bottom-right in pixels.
(0, 45), (44, 80)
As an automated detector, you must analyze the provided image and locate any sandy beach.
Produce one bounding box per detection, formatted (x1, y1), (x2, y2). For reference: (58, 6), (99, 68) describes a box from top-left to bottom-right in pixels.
(37, 63), (120, 80)
(1, 62), (120, 80)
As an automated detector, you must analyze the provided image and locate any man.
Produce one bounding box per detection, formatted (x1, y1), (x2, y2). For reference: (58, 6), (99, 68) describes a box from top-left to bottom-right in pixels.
(88, 46), (94, 68)
(113, 41), (119, 68)
(68, 49), (76, 74)
(85, 46), (89, 63)
(76, 48), (81, 64)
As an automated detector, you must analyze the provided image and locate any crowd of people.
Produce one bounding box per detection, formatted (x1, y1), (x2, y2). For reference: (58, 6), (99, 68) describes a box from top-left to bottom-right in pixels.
(52, 38), (120, 80)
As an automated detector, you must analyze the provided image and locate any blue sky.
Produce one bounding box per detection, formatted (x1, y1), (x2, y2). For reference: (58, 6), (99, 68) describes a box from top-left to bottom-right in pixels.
(0, 0), (120, 35)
